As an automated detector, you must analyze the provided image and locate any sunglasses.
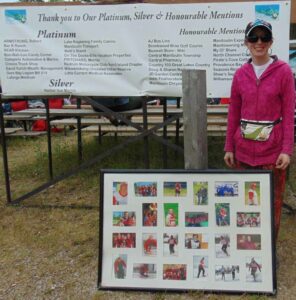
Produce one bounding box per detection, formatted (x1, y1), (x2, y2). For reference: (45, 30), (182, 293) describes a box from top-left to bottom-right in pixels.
(246, 35), (272, 43)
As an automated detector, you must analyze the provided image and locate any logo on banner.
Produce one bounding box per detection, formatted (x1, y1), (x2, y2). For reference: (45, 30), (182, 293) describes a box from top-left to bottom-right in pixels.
(255, 4), (279, 21)
(5, 9), (27, 24)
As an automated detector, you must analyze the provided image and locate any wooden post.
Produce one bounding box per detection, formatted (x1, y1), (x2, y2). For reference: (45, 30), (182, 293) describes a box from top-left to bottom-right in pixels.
(182, 70), (208, 169)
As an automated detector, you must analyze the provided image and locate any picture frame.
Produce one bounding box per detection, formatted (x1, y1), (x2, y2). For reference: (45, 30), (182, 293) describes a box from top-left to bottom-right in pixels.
(98, 170), (276, 294)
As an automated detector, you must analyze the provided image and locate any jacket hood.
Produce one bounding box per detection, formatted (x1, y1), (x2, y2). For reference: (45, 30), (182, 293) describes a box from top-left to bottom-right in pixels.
(246, 55), (278, 64)
(241, 55), (287, 79)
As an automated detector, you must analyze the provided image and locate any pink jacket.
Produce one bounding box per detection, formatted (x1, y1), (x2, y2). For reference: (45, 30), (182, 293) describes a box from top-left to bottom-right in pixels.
(224, 56), (295, 166)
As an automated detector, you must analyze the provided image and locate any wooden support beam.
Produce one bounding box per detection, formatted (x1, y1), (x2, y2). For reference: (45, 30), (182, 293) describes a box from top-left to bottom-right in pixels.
(182, 69), (208, 170)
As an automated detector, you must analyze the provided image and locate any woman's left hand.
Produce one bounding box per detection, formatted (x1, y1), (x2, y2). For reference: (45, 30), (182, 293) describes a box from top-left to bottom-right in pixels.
(275, 153), (291, 170)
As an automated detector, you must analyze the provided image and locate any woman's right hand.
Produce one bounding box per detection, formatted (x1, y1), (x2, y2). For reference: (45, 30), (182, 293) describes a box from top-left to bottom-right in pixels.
(224, 152), (235, 168)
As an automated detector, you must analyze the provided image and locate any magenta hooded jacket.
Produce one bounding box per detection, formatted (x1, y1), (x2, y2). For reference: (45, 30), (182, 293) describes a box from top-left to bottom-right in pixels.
(224, 56), (295, 166)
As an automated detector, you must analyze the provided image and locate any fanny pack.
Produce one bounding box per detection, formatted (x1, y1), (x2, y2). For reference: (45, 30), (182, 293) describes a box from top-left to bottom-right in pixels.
(240, 118), (281, 141)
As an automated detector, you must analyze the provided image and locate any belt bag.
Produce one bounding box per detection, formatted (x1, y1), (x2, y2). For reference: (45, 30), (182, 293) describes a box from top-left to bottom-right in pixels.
(240, 118), (281, 141)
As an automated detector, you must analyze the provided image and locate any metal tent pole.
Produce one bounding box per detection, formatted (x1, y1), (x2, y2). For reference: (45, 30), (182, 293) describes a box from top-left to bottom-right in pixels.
(0, 97), (12, 203)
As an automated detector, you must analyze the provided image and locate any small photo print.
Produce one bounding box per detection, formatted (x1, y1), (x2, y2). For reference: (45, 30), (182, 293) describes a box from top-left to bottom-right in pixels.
(142, 233), (157, 256)
(237, 234), (261, 250)
(193, 256), (209, 279)
(133, 263), (157, 279)
(245, 181), (261, 206)
(113, 211), (136, 226)
(163, 181), (187, 197)
(134, 182), (157, 197)
(185, 233), (209, 249)
(215, 265), (240, 282)
(163, 264), (187, 280)
(185, 212), (208, 227)
(246, 257), (262, 282)
(215, 181), (238, 197)
(163, 233), (178, 256)
(113, 182), (128, 205)
(193, 181), (208, 205)
(215, 203), (230, 226)
(164, 203), (179, 227)
(112, 233), (136, 248)
(142, 203), (157, 226)
(237, 212), (261, 228)
(215, 234), (230, 258)
(113, 254), (127, 279)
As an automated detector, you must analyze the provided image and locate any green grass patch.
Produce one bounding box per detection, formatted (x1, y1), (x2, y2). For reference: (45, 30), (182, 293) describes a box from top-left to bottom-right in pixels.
(1, 133), (295, 299)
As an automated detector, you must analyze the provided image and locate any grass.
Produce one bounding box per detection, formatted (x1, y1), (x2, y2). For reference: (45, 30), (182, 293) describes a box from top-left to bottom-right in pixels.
(0, 132), (295, 299)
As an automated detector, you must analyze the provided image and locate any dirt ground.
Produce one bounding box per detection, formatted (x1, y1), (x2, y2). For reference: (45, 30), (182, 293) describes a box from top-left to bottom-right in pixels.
(0, 135), (296, 300)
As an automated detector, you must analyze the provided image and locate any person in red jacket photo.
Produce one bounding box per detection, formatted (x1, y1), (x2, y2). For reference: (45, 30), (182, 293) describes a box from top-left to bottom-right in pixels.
(113, 255), (127, 279)
(143, 234), (157, 255)
(247, 182), (259, 206)
(224, 19), (295, 240)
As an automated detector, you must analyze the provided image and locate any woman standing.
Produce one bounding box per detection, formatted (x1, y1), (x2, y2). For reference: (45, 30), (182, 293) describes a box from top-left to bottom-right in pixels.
(249, 257), (261, 281)
(224, 20), (295, 240)
(168, 235), (177, 254)
(197, 257), (206, 278)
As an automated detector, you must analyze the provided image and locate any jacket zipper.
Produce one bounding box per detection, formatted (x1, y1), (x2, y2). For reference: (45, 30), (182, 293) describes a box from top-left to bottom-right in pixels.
(255, 78), (260, 164)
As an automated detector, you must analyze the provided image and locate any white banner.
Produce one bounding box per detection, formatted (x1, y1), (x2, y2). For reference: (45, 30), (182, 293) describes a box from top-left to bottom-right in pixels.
(0, 2), (290, 97)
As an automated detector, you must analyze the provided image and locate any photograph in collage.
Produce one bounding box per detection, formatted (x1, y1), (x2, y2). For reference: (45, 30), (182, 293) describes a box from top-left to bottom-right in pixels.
(134, 182), (157, 197)
(237, 212), (261, 228)
(142, 233), (157, 256)
(237, 234), (261, 250)
(133, 263), (157, 279)
(163, 233), (178, 256)
(164, 203), (179, 227)
(185, 212), (208, 227)
(193, 181), (208, 205)
(113, 182), (128, 205)
(142, 203), (157, 226)
(215, 203), (230, 226)
(185, 233), (209, 249)
(113, 254), (127, 279)
(163, 181), (187, 197)
(215, 234), (230, 258)
(246, 257), (262, 282)
(245, 181), (261, 206)
(112, 233), (136, 248)
(113, 211), (136, 227)
(163, 264), (187, 280)
(215, 181), (238, 197)
(215, 265), (240, 282)
(193, 256), (209, 279)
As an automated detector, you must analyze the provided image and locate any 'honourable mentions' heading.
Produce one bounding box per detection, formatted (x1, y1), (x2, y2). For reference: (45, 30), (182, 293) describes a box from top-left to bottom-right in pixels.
(165, 10), (243, 20)
(179, 27), (245, 35)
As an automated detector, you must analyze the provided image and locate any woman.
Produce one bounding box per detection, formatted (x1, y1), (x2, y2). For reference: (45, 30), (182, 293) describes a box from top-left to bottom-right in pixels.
(197, 257), (206, 278)
(168, 235), (177, 254)
(249, 257), (261, 282)
(224, 19), (295, 240)
(220, 235), (229, 256)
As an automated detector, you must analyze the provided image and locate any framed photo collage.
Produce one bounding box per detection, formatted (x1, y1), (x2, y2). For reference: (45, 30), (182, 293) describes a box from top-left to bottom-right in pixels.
(98, 170), (276, 294)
